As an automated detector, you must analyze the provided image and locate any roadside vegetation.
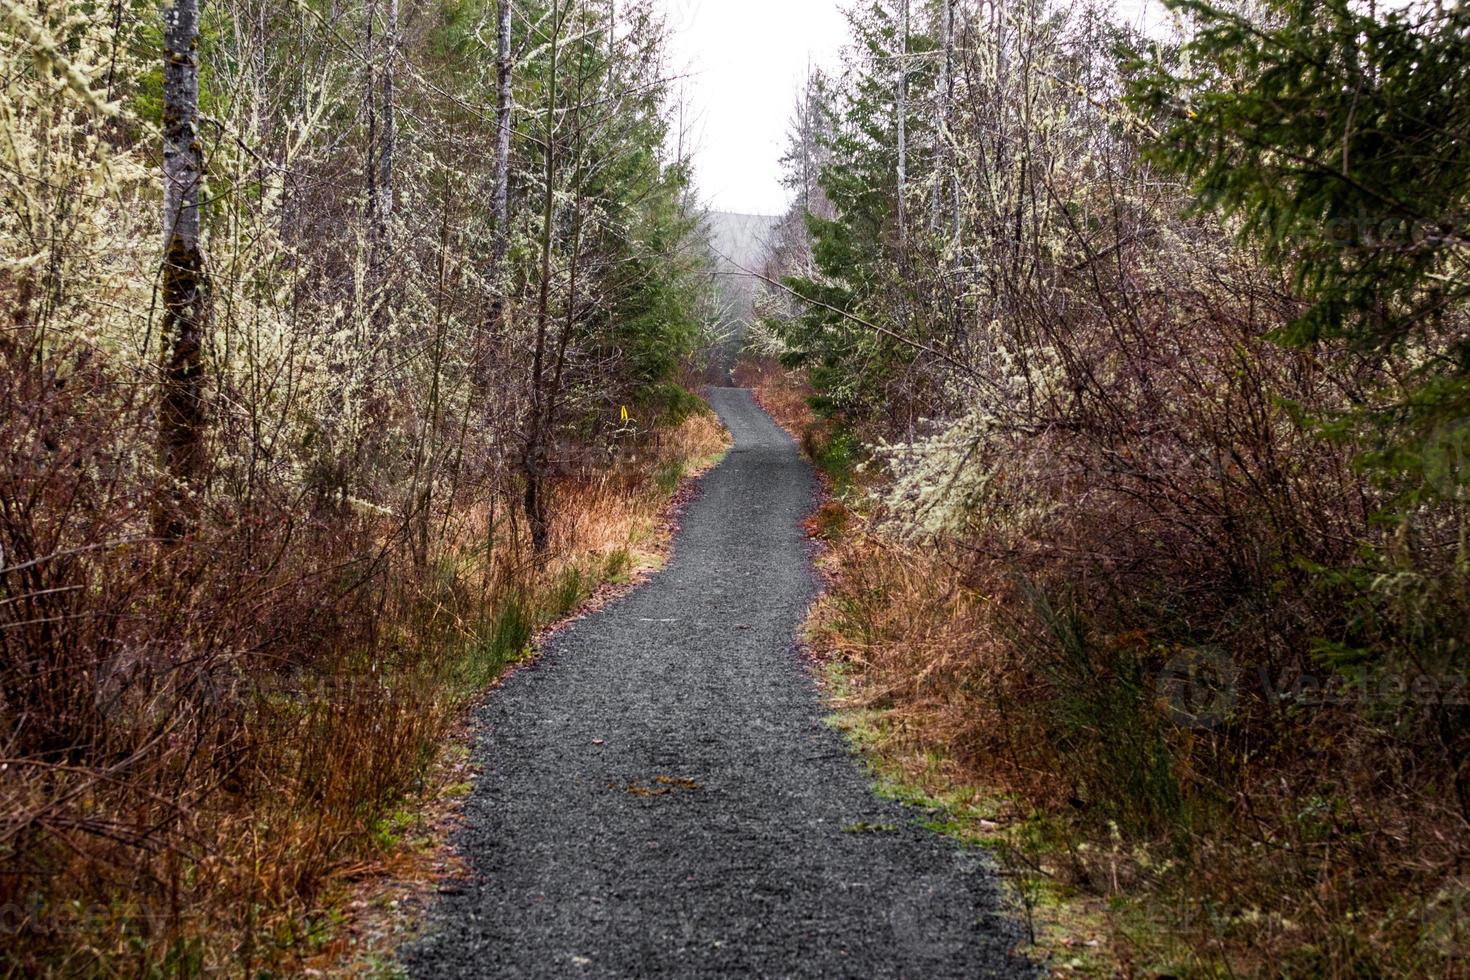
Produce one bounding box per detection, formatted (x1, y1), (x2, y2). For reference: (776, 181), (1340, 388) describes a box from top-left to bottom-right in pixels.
(7, 0), (1469, 973)
(0, 0), (727, 973)
(752, 0), (1470, 975)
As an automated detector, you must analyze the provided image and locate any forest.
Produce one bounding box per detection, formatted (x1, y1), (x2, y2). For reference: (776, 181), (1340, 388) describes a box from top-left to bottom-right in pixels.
(2, 0), (730, 971)
(751, 0), (1470, 974)
(1, 0), (1467, 975)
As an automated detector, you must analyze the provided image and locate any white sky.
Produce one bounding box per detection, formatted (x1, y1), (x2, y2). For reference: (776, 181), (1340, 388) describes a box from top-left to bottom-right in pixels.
(659, 0), (1161, 216)
(660, 0), (849, 215)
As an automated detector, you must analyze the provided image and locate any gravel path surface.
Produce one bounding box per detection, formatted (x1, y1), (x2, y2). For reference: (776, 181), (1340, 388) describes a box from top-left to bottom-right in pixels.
(405, 389), (1036, 979)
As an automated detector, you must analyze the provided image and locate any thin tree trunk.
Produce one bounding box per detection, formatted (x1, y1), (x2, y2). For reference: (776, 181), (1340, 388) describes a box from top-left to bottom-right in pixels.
(896, 0), (908, 248)
(158, 0), (209, 539)
(412, 178), (454, 567)
(379, 0), (396, 245)
(480, 0), (513, 391)
(364, 2), (376, 248)
(545, 28), (594, 459)
(524, 0), (561, 554)
(493, 0), (513, 252)
(932, 0), (955, 235)
(368, 0), (396, 338)
(947, 0), (960, 240)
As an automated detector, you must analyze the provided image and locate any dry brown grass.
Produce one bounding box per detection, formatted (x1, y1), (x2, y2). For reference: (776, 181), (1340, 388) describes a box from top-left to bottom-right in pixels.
(0, 398), (727, 978)
(811, 526), (1470, 978)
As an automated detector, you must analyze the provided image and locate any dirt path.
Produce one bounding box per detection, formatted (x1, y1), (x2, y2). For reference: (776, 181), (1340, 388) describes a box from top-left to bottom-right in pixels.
(405, 389), (1035, 978)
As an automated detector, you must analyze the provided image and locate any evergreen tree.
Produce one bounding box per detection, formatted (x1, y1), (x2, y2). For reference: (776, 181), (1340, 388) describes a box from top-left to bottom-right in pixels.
(1128, 0), (1470, 498)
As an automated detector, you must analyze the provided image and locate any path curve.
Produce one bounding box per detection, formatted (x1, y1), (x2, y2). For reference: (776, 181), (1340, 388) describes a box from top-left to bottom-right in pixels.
(406, 389), (1035, 978)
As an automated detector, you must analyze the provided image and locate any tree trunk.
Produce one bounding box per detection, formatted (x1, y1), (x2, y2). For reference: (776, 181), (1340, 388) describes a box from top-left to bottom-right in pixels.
(493, 0), (512, 251)
(524, 0), (561, 554)
(895, 0), (908, 248)
(364, 5), (375, 244)
(158, 0), (209, 539)
(480, 0), (513, 391)
(544, 27), (593, 484)
(378, 0), (396, 246)
(932, 0), (956, 235)
(367, 0), (396, 337)
(946, 0), (960, 240)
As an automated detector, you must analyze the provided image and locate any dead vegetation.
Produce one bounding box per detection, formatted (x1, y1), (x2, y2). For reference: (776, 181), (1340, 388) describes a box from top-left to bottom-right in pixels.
(0, 376), (726, 974)
(749, 361), (1470, 977)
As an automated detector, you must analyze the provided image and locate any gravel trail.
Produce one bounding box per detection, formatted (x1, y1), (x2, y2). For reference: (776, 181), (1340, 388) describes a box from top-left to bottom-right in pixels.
(405, 388), (1036, 979)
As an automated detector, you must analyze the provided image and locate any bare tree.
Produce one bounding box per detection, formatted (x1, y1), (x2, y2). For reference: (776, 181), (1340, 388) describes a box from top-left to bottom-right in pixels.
(932, 0), (958, 239)
(378, 0), (396, 250)
(365, 0), (396, 338)
(159, 0), (209, 538)
(493, 0), (513, 264)
(524, 0), (563, 553)
(473, 0), (514, 398)
(895, 0), (908, 247)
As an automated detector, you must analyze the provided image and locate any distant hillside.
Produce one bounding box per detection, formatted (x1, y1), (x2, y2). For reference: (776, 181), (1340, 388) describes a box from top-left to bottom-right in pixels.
(704, 211), (781, 375)
(706, 211), (780, 274)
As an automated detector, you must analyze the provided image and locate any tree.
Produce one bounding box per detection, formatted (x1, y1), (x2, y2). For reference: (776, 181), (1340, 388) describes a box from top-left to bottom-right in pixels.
(477, 0), (515, 392)
(493, 0), (513, 272)
(365, 0), (397, 338)
(1127, 0), (1470, 498)
(931, 0), (958, 239)
(158, 0), (209, 538)
(523, 0), (563, 553)
(895, 0), (909, 248)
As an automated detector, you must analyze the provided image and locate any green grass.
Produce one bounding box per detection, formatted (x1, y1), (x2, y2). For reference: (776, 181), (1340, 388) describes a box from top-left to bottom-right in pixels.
(547, 566), (590, 619)
(442, 597), (534, 696)
(605, 547), (633, 584)
(802, 426), (863, 493)
(654, 459), (687, 495)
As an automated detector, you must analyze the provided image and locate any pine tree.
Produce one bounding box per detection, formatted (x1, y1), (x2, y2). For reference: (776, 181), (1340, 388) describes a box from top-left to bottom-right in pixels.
(1128, 0), (1470, 496)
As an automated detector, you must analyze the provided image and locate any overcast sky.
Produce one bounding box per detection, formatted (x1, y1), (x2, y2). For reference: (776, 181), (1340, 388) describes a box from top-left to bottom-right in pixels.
(659, 0), (849, 216)
(659, 0), (1160, 217)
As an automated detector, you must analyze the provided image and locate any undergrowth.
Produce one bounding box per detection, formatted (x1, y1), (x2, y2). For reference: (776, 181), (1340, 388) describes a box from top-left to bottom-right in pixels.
(749, 360), (1470, 979)
(0, 409), (728, 977)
